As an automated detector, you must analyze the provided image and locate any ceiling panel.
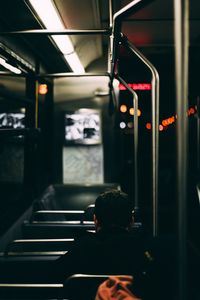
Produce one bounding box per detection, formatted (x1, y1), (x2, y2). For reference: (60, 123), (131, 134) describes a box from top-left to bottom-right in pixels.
(54, 0), (103, 69)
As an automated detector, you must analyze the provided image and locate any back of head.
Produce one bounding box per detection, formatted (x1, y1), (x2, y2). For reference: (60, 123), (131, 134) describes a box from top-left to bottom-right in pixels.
(94, 190), (132, 229)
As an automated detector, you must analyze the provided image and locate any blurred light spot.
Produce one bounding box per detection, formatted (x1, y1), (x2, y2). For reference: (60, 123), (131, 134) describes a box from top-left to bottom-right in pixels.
(120, 104), (127, 113)
(120, 122), (126, 129)
(159, 125), (164, 131)
(146, 123), (151, 130)
(39, 84), (48, 95)
(127, 122), (133, 128)
(129, 108), (141, 116)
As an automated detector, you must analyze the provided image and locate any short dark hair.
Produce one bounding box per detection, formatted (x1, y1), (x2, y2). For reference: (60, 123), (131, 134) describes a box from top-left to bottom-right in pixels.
(94, 190), (132, 228)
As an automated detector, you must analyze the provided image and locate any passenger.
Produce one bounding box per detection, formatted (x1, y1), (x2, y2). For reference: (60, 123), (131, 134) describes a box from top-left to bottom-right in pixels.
(55, 191), (148, 292)
(54, 190), (199, 299)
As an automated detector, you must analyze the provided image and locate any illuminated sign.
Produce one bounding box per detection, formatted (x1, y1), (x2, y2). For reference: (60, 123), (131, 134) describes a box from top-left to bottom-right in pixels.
(119, 83), (151, 91)
(145, 106), (196, 132)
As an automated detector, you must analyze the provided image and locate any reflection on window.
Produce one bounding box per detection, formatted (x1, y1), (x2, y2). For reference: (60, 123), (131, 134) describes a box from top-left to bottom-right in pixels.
(0, 113), (25, 129)
(65, 109), (101, 145)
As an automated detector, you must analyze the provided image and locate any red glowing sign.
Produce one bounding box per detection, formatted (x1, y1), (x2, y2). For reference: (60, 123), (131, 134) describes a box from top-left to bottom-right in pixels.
(145, 106), (196, 132)
(119, 83), (151, 91)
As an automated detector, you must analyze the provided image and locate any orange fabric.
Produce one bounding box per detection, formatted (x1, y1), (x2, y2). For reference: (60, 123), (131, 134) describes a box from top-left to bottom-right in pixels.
(95, 275), (141, 300)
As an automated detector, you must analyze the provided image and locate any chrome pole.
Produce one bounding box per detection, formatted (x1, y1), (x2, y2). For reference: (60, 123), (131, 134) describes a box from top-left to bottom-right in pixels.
(36, 72), (109, 78)
(121, 35), (159, 237)
(174, 0), (189, 299)
(197, 97), (200, 171)
(107, 0), (113, 74)
(110, 0), (153, 80)
(35, 80), (39, 129)
(0, 29), (110, 35)
(117, 75), (139, 212)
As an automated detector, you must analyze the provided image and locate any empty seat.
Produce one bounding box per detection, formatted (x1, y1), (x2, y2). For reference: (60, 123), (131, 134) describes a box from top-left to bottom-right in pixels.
(22, 221), (95, 239)
(0, 257), (58, 283)
(31, 210), (85, 222)
(33, 184), (120, 211)
(4, 238), (74, 255)
(0, 283), (63, 299)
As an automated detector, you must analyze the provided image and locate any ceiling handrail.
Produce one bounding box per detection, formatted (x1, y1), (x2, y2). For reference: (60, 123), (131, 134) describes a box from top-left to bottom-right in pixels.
(110, 0), (154, 81)
(0, 29), (110, 35)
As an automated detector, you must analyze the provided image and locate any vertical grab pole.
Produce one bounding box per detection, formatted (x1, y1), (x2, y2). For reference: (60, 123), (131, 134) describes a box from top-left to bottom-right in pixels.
(109, 0), (157, 234)
(117, 75), (139, 212)
(121, 36), (159, 237)
(35, 61), (40, 129)
(35, 80), (39, 129)
(174, 0), (189, 299)
(107, 0), (113, 74)
(197, 97), (200, 172)
(109, 0), (113, 29)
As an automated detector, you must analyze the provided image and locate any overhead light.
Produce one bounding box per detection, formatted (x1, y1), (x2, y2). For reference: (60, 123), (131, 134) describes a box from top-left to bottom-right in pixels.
(0, 57), (22, 74)
(29, 0), (85, 73)
(64, 53), (85, 74)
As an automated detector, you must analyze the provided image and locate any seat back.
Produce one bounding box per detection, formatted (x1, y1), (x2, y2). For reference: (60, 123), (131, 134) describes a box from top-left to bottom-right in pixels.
(0, 283), (63, 299)
(22, 221), (95, 239)
(33, 184), (120, 211)
(4, 238), (74, 255)
(64, 274), (109, 300)
(31, 210), (85, 222)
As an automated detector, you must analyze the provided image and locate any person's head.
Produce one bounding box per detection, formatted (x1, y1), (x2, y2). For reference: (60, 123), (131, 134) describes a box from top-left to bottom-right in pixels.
(94, 190), (133, 231)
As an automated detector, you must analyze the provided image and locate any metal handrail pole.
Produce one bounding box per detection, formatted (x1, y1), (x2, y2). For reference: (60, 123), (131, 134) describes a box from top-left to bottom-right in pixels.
(0, 29), (110, 35)
(36, 72), (109, 78)
(107, 0), (113, 74)
(117, 75), (139, 212)
(110, 0), (153, 81)
(109, 0), (113, 29)
(197, 97), (200, 171)
(111, 0), (141, 80)
(174, 0), (189, 299)
(121, 35), (159, 237)
(35, 80), (39, 129)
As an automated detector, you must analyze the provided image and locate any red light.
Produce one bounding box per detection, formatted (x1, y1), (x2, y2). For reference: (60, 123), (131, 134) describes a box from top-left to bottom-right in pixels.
(159, 125), (164, 131)
(188, 107), (195, 116)
(119, 83), (151, 91)
(146, 123), (151, 130)
(132, 83), (151, 90)
(162, 116), (175, 126)
(119, 84), (126, 90)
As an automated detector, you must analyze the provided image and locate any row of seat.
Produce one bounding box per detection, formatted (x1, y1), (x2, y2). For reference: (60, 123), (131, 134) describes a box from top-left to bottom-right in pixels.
(0, 274), (109, 300)
(0, 184), (129, 299)
(0, 207), (98, 284)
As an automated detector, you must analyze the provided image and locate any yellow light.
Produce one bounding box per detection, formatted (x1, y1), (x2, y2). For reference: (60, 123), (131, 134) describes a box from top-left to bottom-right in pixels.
(129, 108), (141, 116)
(120, 104), (127, 113)
(39, 84), (48, 95)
